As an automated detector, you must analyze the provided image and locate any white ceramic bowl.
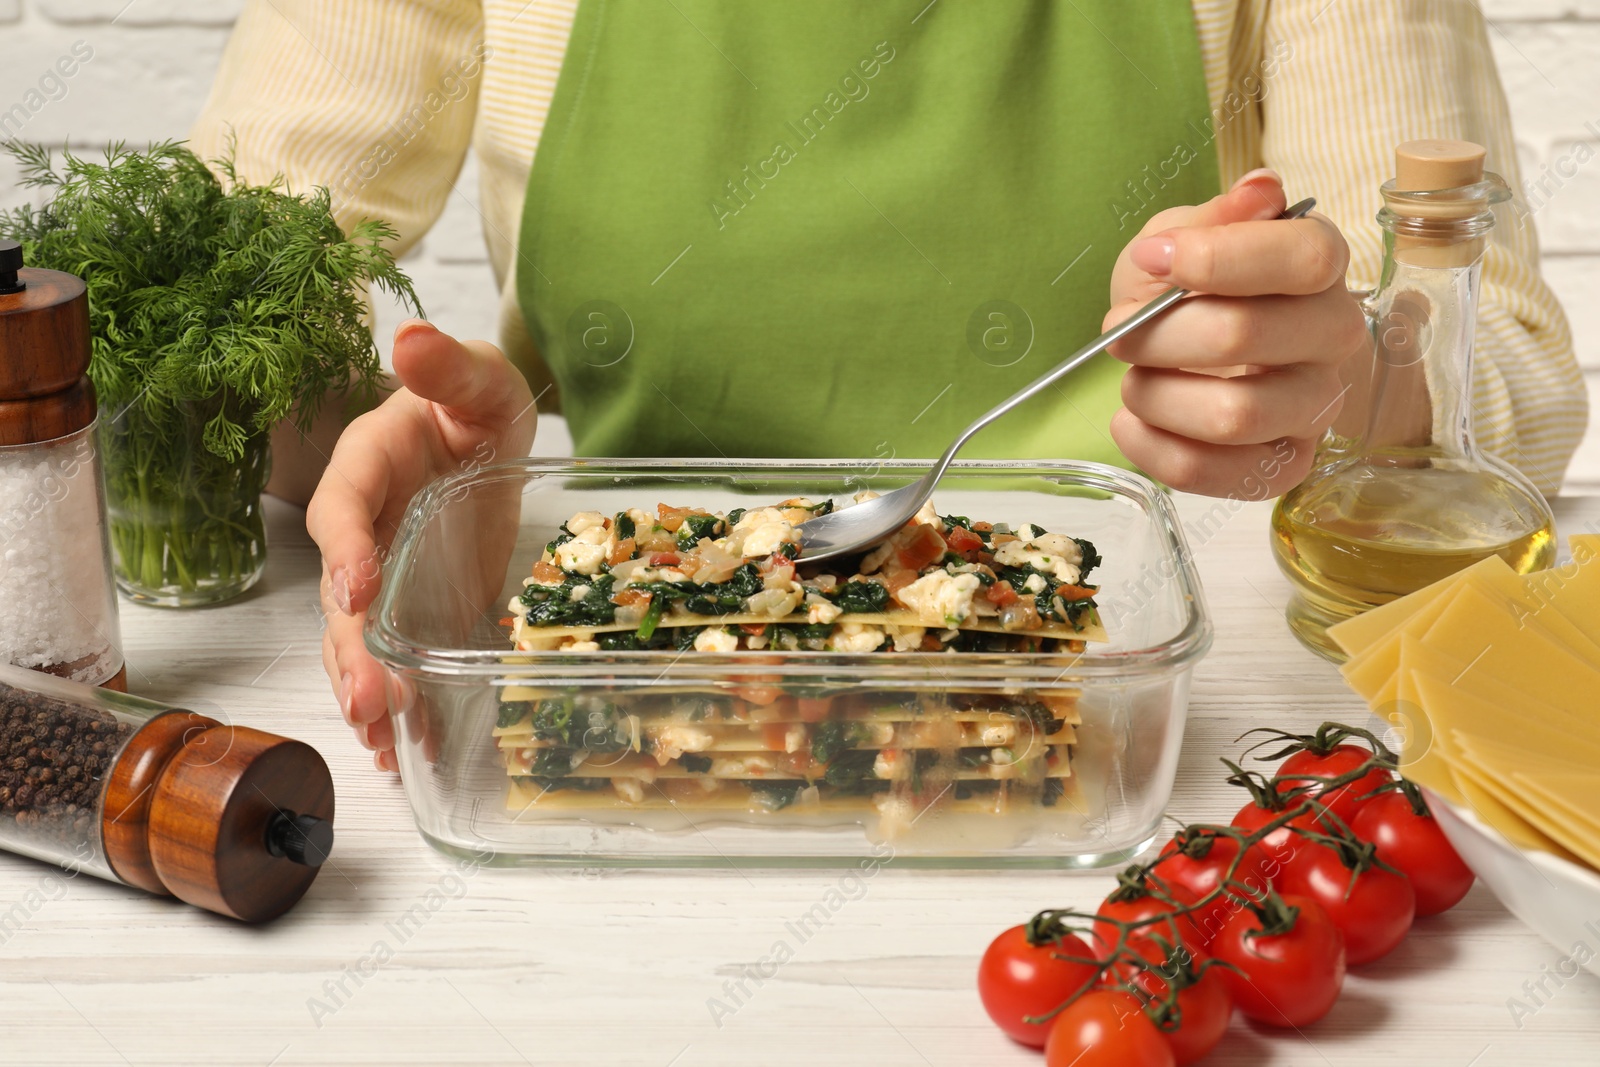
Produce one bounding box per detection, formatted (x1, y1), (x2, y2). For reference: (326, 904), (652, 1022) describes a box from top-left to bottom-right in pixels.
(1428, 790), (1600, 978)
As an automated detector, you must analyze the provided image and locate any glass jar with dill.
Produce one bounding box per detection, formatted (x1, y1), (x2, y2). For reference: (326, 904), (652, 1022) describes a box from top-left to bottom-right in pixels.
(0, 142), (421, 606)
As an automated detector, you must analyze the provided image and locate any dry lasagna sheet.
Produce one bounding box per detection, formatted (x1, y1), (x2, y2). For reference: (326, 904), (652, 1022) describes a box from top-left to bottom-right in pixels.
(495, 495), (1105, 834)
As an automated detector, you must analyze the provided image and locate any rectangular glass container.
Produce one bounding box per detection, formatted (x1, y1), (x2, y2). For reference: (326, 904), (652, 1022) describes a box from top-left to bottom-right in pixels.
(366, 459), (1211, 868)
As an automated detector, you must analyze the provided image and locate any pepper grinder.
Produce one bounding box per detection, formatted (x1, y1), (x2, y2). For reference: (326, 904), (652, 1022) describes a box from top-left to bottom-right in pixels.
(0, 239), (126, 690)
(0, 662), (335, 922)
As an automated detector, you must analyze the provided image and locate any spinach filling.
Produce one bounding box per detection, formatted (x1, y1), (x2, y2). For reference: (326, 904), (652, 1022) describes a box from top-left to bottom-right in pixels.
(749, 781), (802, 811)
(530, 696), (630, 754)
(811, 721), (865, 764)
(828, 579), (889, 614)
(676, 512), (725, 549)
(519, 572), (618, 627)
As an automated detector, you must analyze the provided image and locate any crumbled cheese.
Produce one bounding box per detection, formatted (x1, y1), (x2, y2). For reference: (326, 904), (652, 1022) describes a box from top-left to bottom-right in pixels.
(558, 637), (600, 652)
(859, 541), (895, 575)
(872, 793), (915, 838)
(783, 724), (807, 754)
(693, 628), (740, 653)
(873, 750), (901, 779)
(990, 747), (1014, 766)
(896, 571), (980, 627)
(1022, 573), (1047, 594)
(827, 623), (887, 653)
(569, 584), (591, 602)
(712, 755), (776, 777)
(991, 533), (1084, 585)
(555, 525), (613, 575)
(565, 511), (608, 535)
(612, 778), (644, 804)
(738, 516), (798, 558)
(745, 634), (770, 650)
(865, 723), (895, 746)
(806, 595), (843, 625)
(885, 624), (925, 652)
(654, 725), (715, 763)
(979, 722), (1018, 746)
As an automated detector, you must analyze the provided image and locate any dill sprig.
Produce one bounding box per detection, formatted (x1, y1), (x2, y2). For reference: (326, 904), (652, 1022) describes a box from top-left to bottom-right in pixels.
(0, 140), (422, 600)
(1, 139), (419, 455)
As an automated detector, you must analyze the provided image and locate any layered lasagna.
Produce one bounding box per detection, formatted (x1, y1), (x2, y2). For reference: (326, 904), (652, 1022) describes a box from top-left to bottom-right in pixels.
(494, 496), (1104, 835)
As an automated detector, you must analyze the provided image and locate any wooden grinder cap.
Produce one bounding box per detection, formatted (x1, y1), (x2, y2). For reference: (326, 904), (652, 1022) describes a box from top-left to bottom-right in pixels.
(145, 724), (336, 923)
(0, 239), (96, 446)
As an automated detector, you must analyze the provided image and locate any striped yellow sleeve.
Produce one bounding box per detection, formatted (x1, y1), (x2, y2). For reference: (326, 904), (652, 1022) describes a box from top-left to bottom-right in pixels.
(188, 0), (485, 259)
(1228, 0), (1586, 495)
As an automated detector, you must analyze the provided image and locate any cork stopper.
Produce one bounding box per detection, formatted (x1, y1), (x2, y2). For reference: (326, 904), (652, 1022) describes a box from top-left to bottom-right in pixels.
(1391, 139), (1491, 267)
(1395, 139), (1487, 195)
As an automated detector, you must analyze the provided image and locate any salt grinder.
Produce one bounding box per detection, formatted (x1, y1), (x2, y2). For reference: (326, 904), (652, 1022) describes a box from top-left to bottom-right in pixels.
(0, 662), (335, 922)
(0, 239), (126, 690)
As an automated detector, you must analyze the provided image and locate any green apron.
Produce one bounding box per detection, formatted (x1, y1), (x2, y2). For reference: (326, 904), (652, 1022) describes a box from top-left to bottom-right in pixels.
(516, 0), (1218, 464)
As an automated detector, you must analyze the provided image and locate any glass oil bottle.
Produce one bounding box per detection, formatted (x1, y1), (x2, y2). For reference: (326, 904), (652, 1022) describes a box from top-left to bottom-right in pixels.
(1271, 140), (1557, 661)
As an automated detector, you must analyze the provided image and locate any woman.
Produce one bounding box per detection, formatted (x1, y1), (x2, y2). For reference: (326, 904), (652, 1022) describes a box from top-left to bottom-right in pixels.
(189, 0), (1585, 769)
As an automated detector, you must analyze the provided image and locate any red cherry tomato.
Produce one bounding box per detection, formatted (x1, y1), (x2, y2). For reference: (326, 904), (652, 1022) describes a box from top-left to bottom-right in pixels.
(1152, 831), (1279, 952)
(1093, 887), (1199, 959)
(1352, 790), (1475, 916)
(1211, 894), (1346, 1027)
(1109, 936), (1233, 1066)
(1044, 990), (1175, 1067)
(1276, 845), (1415, 965)
(1231, 795), (1334, 861)
(1274, 744), (1393, 825)
(978, 925), (1101, 1048)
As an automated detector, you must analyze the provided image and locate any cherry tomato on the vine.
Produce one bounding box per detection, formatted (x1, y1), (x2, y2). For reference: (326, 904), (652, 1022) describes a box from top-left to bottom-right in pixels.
(1352, 790), (1475, 916)
(1093, 887), (1200, 959)
(978, 924), (1101, 1048)
(1277, 842), (1415, 965)
(1153, 831), (1279, 952)
(1211, 893), (1346, 1027)
(1231, 795), (1334, 864)
(1274, 744), (1393, 825)
(1112, 936), (1233, 1066)
(1044, 990), (1175, 1067)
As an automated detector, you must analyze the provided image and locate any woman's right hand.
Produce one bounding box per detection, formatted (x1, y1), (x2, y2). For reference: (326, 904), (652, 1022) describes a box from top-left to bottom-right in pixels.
(306, 319), (537, 770)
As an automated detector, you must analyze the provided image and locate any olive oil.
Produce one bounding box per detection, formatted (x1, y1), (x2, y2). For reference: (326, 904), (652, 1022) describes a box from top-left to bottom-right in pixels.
(1272, 467), (1556, 660)
(1271, 141), (1557, 662)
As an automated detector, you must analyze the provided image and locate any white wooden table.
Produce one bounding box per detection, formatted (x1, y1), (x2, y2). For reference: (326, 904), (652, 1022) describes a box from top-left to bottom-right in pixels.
(3, 486), (1598, 1067)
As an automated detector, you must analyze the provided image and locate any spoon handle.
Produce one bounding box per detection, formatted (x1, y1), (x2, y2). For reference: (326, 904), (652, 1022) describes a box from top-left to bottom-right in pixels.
(929, 197), (1319, 478)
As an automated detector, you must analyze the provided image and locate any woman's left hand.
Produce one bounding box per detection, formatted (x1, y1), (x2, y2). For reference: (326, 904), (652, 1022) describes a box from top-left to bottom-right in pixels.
(1104, 169), (1368, 498)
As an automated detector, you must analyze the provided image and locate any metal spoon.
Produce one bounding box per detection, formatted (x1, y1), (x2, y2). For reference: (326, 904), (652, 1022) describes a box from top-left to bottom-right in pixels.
(795, 197), (1318, 563)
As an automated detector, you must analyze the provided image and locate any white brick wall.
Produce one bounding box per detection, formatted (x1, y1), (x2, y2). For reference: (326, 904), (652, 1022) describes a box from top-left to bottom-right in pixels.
(2, 1), (1596, 484)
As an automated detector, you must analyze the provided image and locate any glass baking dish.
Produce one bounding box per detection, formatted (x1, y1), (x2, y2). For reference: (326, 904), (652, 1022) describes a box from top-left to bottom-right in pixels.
(366, 459), (1211, 869)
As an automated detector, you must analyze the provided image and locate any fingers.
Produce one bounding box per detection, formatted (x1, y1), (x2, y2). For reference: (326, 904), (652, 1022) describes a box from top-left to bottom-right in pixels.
(1108, 287), (1369, 370)
(306, 414), (408, 614)
(393, 319), (536, 439)
(1111, 409), (1318, 498)
(1121, 362), (1348, 446)
(322, 607), (389, 727)
(1129, 214), (1348, 297)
